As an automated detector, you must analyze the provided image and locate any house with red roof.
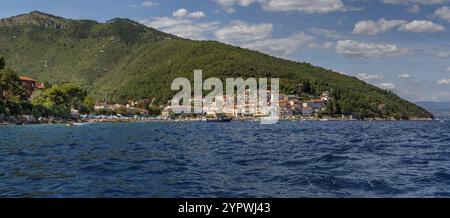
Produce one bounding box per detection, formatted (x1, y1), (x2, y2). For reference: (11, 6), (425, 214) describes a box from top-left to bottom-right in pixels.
(19, 76), (45, 98)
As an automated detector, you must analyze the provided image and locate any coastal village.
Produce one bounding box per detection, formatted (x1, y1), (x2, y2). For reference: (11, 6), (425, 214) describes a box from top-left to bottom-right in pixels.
(92, 88), (342, 122)
(1, 75), (346, 123)
(160, 90), (336, 120)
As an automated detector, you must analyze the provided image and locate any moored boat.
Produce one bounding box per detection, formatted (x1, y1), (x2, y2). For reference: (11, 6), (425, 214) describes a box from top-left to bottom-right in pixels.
(206, 114), (232, 122)
(206, 117), (232, 122)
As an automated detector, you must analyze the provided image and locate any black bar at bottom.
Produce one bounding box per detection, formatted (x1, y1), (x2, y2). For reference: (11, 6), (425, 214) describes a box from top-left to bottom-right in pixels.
(0, 198), (447, 217)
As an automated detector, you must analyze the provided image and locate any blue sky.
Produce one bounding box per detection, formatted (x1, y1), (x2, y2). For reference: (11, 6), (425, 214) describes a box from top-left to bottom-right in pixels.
(1, 0), (450, 102)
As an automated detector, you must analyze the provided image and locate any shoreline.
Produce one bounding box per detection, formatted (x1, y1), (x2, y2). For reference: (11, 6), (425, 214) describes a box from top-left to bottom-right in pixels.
(0, 116), (437, 126)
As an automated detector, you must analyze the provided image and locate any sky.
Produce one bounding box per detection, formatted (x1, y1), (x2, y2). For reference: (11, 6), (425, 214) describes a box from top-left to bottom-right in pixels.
(1, 0), (450, 102)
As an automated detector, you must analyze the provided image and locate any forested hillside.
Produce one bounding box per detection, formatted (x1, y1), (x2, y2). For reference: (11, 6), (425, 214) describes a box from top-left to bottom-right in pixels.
(0, 11), (433, 119)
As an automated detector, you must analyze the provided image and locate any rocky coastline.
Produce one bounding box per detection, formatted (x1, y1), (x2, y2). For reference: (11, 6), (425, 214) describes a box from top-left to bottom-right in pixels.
(0, 114), (435, 126)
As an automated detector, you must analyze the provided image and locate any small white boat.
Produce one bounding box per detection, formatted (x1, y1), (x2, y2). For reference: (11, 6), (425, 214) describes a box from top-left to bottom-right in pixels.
(66, 122), (89, 127)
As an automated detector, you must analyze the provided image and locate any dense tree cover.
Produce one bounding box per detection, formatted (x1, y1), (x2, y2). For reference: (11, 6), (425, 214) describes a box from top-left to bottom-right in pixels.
(0, 67), (28, 115)
(0, 59), (90, 117)
(0, 56), (27, 115)
(0, 11), (433, 119)
(31, 83), (89, 117)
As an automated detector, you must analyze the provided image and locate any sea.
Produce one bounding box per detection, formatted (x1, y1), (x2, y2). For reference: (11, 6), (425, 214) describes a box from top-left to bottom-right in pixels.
(1, 120), (450, 197)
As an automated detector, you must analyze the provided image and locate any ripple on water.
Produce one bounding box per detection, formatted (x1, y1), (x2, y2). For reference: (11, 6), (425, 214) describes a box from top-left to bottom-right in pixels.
(0, 121), (449, 197)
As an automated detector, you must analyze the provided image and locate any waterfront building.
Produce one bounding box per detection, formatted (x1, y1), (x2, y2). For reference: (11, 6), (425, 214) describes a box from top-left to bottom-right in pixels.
(321, 91), (332, 102)
(303, 99), (324, 111)
(18, 76), (44, 98)
(161, 106), (174, 118)
(289, 99), (302, 114)
(302, 107), (314, 116)
(94, 102), (109, 110)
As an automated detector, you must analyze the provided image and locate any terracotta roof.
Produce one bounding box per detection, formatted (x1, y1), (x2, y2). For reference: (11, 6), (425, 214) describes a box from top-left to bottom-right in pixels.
(37, 83), (45, 89)
(19, 76), (36, 82)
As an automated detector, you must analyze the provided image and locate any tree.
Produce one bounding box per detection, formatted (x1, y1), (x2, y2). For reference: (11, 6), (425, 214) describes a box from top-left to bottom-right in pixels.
(302, 80), (313, 95)
(0, 68), (26, 115)
(31, 83), (87, 117)
(83, 96), (95, 113)
(75, 97), (95, 115)
(136, 98), (151, 110)
(32, 88), (69, 117)
(0, 56), (5, 70)
(58, 83), (86, 108)
(95, 108), (112, 116)
(77, 103), (91, 115)
(148, 105), (162, 116)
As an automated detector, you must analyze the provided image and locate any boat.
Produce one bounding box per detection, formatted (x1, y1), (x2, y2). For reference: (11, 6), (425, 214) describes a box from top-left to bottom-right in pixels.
(206, 117), (232, 122)
(206, 114), (232, 123)
(66, 122), (89, 127)
(73, 122), (88, 126)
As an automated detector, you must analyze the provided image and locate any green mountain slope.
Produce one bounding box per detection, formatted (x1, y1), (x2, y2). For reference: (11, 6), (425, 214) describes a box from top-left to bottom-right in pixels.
(0, 11), (433, 119)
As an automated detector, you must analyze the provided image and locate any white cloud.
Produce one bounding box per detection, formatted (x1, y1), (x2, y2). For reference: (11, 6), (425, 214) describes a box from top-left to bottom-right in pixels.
(172, 9), (206, 19)
(447, 67), (450, 72)
(172, 8), (189, 18)
(161, 22), (220, 39)
(396, 79), (450, 101)
(378, 83), (397, 90)
(437, 78), (450, 85)
(242, 32), (316, 57)
(399, 20), (446, 33)
(214, 0), (348, 14)
(321, 41), (335, 49)
(214, 20), (273, 43)
(214, 0), (258, 13)
(309, 27), (345, 39)
(141, 1), (158, 7)
(336, 40), (411, 59)
(214, 21), (318, 57)
(380, 0), (449, 5)
(140, 10), (218, 40)
(139, 9), (212, 39)
(398, 73), (411, 79)
(142, 14), (319, 58)
(187, 11), (206, 19)
(141, 17), (190, 29)
(406, 4), (421, 13)
(432, 49), (450, 58)
(216, 0), (256, 6)
(353, 18), (407, 35)
(356, 73), (384, 82)
(261, 0), (346, 13)
(353, 19), (445, 35)
(434, 6), (450, 22)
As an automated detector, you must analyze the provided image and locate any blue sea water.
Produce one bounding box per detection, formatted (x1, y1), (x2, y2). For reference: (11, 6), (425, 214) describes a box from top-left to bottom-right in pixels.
(1, 121), (450, 198)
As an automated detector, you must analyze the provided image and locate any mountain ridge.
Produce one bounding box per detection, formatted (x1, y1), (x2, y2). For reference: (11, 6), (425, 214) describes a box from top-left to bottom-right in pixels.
(0, 11), (433, 119)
